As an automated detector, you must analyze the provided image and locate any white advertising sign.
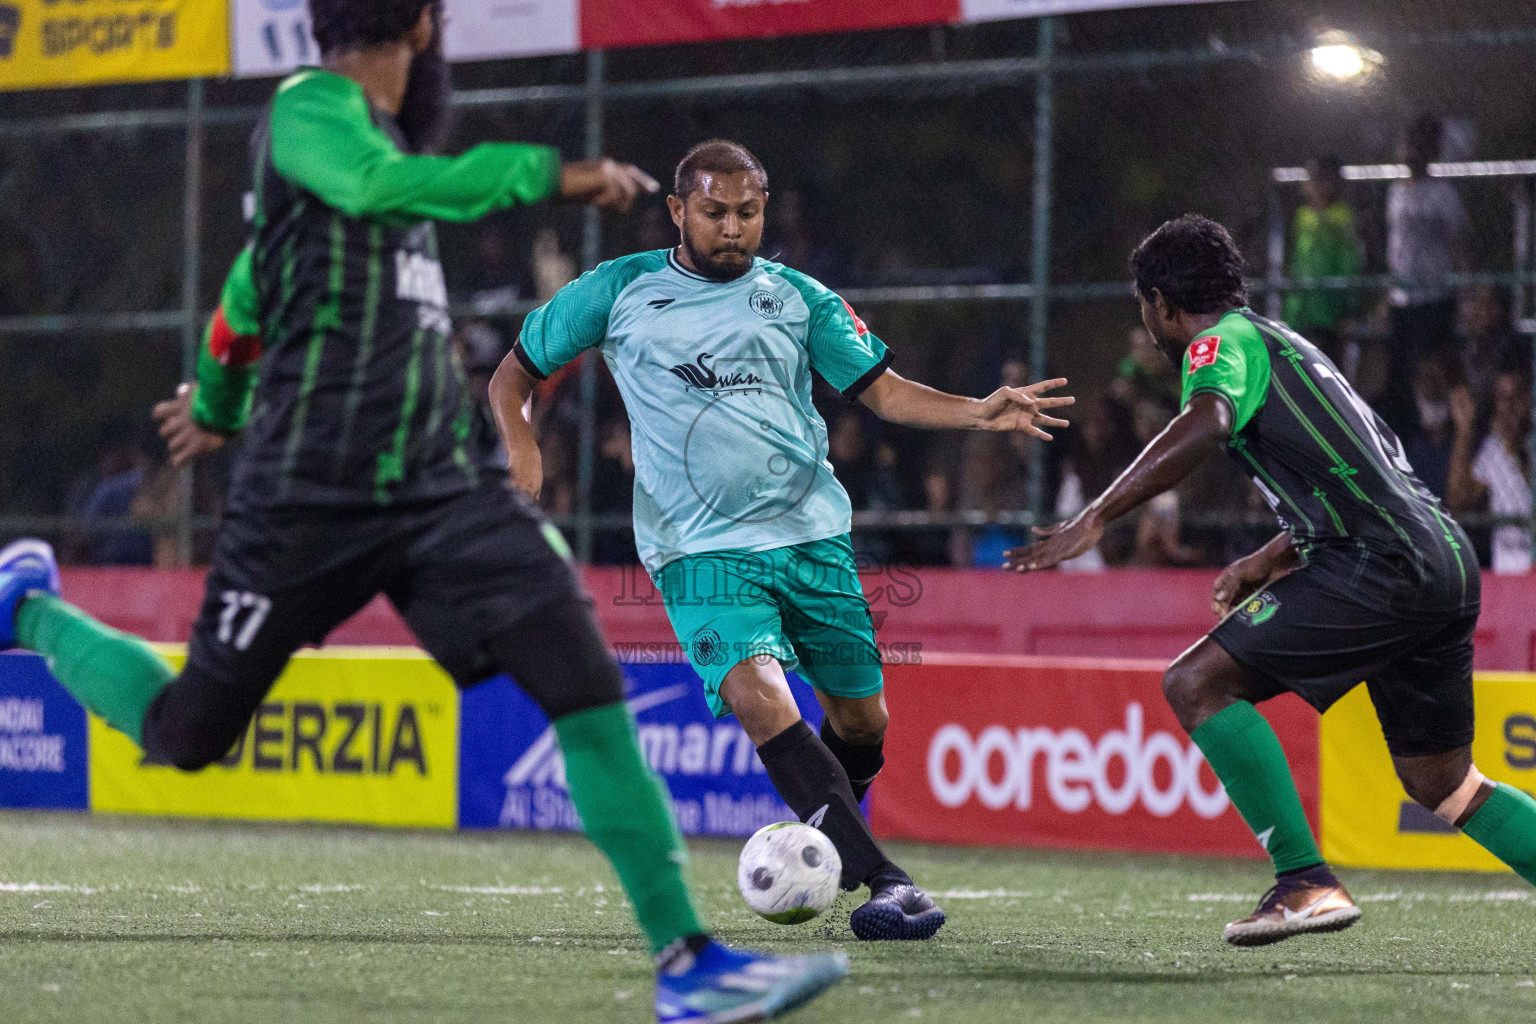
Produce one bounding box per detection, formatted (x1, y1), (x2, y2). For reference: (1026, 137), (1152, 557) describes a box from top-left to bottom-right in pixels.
(232, 0), (579, 80)
(961, 0), (1240, 24)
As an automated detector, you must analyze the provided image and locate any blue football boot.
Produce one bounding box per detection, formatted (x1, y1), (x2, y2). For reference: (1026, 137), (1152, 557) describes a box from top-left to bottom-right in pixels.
(655, 939), (848, 1023)
(0, 539), (60, 649)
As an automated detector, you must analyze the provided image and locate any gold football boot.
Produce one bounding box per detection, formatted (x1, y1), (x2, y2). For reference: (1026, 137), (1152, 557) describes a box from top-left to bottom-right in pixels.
(1222, 867), (1362, 946)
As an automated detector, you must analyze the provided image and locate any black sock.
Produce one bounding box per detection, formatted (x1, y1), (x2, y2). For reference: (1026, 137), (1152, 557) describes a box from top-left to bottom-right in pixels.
(757, 720), (903, 890)
(819, 717), (885, 803)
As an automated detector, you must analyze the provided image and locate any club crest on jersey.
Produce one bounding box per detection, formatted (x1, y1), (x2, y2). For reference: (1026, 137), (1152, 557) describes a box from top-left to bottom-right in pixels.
(749, 290), (783, 320)
(1237, 591), (1281, 626)
(1188, 335), (1221, 373)
(692, 628), (727, 667)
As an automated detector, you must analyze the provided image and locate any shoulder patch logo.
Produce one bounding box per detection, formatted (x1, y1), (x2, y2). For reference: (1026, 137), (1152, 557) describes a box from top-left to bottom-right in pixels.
(749, 290), (783, 320)
(839, 297), (869, 336)
(1188, 336), (1221, 373)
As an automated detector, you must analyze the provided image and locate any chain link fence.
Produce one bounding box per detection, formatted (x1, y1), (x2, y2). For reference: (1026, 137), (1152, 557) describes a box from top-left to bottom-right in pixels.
(3, 1), (1535, 570)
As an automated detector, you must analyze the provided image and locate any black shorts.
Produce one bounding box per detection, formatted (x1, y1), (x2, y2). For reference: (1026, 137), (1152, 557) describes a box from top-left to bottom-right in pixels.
(183, 482), (583, 700)
(1210, 548), (1479, 758)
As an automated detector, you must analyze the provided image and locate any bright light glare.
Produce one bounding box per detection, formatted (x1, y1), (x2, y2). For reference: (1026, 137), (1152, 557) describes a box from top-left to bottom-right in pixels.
(1311, 43), (1367, 79)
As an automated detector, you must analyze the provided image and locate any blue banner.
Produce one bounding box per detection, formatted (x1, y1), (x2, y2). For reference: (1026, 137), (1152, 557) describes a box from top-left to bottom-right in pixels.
(459, 663), (822, 836)
(0, 651), (88, 810)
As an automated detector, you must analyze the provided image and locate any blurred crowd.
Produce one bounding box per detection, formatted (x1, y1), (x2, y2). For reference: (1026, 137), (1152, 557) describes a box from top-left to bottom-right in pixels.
(48, 115), (1534, 574)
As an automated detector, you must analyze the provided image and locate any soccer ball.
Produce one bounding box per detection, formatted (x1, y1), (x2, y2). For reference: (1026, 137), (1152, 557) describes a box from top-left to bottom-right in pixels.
(736, 822), (842, 924)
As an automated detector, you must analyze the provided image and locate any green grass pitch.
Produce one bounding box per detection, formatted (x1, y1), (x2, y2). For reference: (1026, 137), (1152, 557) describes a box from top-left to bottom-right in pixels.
(2, 812), (1534, 1023)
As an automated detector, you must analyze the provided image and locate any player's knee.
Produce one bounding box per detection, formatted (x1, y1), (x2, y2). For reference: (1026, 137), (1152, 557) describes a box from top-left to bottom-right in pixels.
(1397, 759), (1482, 817)
(1161, 662), (1208, 725)
(143, 716), (240, 772)
(829, 706), (887, 747)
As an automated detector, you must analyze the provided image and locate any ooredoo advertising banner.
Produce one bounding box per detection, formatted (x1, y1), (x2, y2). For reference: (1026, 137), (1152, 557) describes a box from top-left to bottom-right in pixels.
(871, 653), (1320, 858)
(0, 0), (229, 91)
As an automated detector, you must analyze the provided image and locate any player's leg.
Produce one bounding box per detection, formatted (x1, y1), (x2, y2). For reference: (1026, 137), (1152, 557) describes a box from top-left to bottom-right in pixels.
(1166, 564), (1427, 945)
(392, 486), (847, 1020)
(815, 690), (888, 803)
(1370, 614), (1536, 886)
(0, 540), (172, 746)
(1163, 638), (1325, 877)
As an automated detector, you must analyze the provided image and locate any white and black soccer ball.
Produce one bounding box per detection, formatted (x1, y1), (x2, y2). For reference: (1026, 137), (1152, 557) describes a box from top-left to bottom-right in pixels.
(736, 821), (842, 924)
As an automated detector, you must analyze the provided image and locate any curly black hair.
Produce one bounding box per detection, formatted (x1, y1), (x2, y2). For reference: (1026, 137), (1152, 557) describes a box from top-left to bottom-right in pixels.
(1129, 214), (1248, 316)
(309, 0), (437, 54)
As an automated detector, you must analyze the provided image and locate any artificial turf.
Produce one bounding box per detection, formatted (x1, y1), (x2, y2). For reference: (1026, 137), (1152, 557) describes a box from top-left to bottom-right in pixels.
(2, 811), (1533, 1023)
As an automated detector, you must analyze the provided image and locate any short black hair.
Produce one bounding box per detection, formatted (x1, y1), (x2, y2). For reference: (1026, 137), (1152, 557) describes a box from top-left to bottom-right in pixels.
(1308, 154), (1345, 183)
(1130, 214), (1249, 316)
(309, 0), (436, 54)
(1405, 113), (1443, 169)
(674, 140), (768, 199)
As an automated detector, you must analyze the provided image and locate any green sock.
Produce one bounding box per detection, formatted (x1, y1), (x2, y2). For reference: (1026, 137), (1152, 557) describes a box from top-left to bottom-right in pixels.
(1462, 783), (1536, 886)
(1190, 700), (1323, 874)
(555, 703), (706, 954)
(15, 594), (174, 747)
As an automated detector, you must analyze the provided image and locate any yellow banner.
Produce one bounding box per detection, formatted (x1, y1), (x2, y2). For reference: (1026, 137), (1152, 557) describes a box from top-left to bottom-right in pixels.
(1322, 672), (1536, 872)
(90, 648), (458, 829)
(0, 0), (229, 92)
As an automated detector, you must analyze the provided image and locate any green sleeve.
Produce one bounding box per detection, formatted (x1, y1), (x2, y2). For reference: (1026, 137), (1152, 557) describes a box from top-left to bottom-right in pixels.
(191, 247), (261, 436)
(1179, 316), (1271, 434)
(270, 70), (561, 224)
(777, 266), (891, 399)
(514, 253), (664, 378)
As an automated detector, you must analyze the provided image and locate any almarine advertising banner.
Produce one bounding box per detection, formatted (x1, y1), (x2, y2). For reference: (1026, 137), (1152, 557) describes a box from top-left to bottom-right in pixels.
(0, 0), (229, 91)
(871, 654), (1320, 858)
(459, 662), (816, 836)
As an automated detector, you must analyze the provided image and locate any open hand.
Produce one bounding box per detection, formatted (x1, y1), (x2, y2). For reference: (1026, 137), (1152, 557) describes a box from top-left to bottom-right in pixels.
(1004, 512), (1104, 573)
(975, 378), (1074, 440)
(153, 383), (227, 468)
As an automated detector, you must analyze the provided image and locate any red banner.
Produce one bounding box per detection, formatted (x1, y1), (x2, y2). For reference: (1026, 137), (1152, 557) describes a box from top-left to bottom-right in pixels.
(871, 654), (1319, 858)
(580, 0), (959, 51)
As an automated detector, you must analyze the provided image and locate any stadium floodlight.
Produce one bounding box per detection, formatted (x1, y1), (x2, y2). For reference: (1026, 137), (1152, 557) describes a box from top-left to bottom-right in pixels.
(1308, 31), (1382, 83)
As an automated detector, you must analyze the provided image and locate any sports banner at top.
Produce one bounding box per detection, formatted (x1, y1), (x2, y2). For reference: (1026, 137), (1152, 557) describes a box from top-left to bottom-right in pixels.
(0, 0), (229, 91)
(229, 0), (1244, 79)
(231, 0), (579, 79)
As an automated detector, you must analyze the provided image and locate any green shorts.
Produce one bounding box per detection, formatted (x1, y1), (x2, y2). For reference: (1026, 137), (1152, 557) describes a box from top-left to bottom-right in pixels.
(654, 534), (884, 719)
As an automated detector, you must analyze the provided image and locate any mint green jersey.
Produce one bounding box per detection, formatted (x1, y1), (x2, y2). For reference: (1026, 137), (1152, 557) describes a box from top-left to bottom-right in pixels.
(514, 249), (891, 572)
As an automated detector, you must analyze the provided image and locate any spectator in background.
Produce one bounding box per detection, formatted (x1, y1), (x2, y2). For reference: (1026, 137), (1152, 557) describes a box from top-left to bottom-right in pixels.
(1382, 115), (1471, 434)
(828, 411), (902, 563)
(461, 223), (530, 316)
(451, 319), (511, 467)
(1458, 285), (1523, 410)
(1110, 326), (1179, 412)
(590, 417), (638, 565)
(1448, 366), (1533, 574)
(1400, 351), (1460, 500)
(1285, 155), (1362, 371)
(766, 190), (842, 286)
(531, 227), (577, 303)
(1052, 393), (1140, 568)
(76, 423), (154, 566)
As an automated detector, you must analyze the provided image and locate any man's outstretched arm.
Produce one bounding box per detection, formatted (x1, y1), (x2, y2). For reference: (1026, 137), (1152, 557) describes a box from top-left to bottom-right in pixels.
(1004, 391), (1232, 572)
(857, 370), (1074, 439)
(272, 70), (655, 223)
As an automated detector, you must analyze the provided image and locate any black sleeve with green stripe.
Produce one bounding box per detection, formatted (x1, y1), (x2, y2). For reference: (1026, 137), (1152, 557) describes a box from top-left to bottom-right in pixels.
(270, 69), (562, 223)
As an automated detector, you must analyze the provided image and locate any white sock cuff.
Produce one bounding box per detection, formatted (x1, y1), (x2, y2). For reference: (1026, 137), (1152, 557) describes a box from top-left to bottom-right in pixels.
(1434, 765), (1489, 826)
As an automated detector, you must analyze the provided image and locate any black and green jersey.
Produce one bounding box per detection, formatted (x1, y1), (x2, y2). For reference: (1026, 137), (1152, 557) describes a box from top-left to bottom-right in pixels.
(1182, 308), (1477, 613)
(192, 68), (561, 510)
